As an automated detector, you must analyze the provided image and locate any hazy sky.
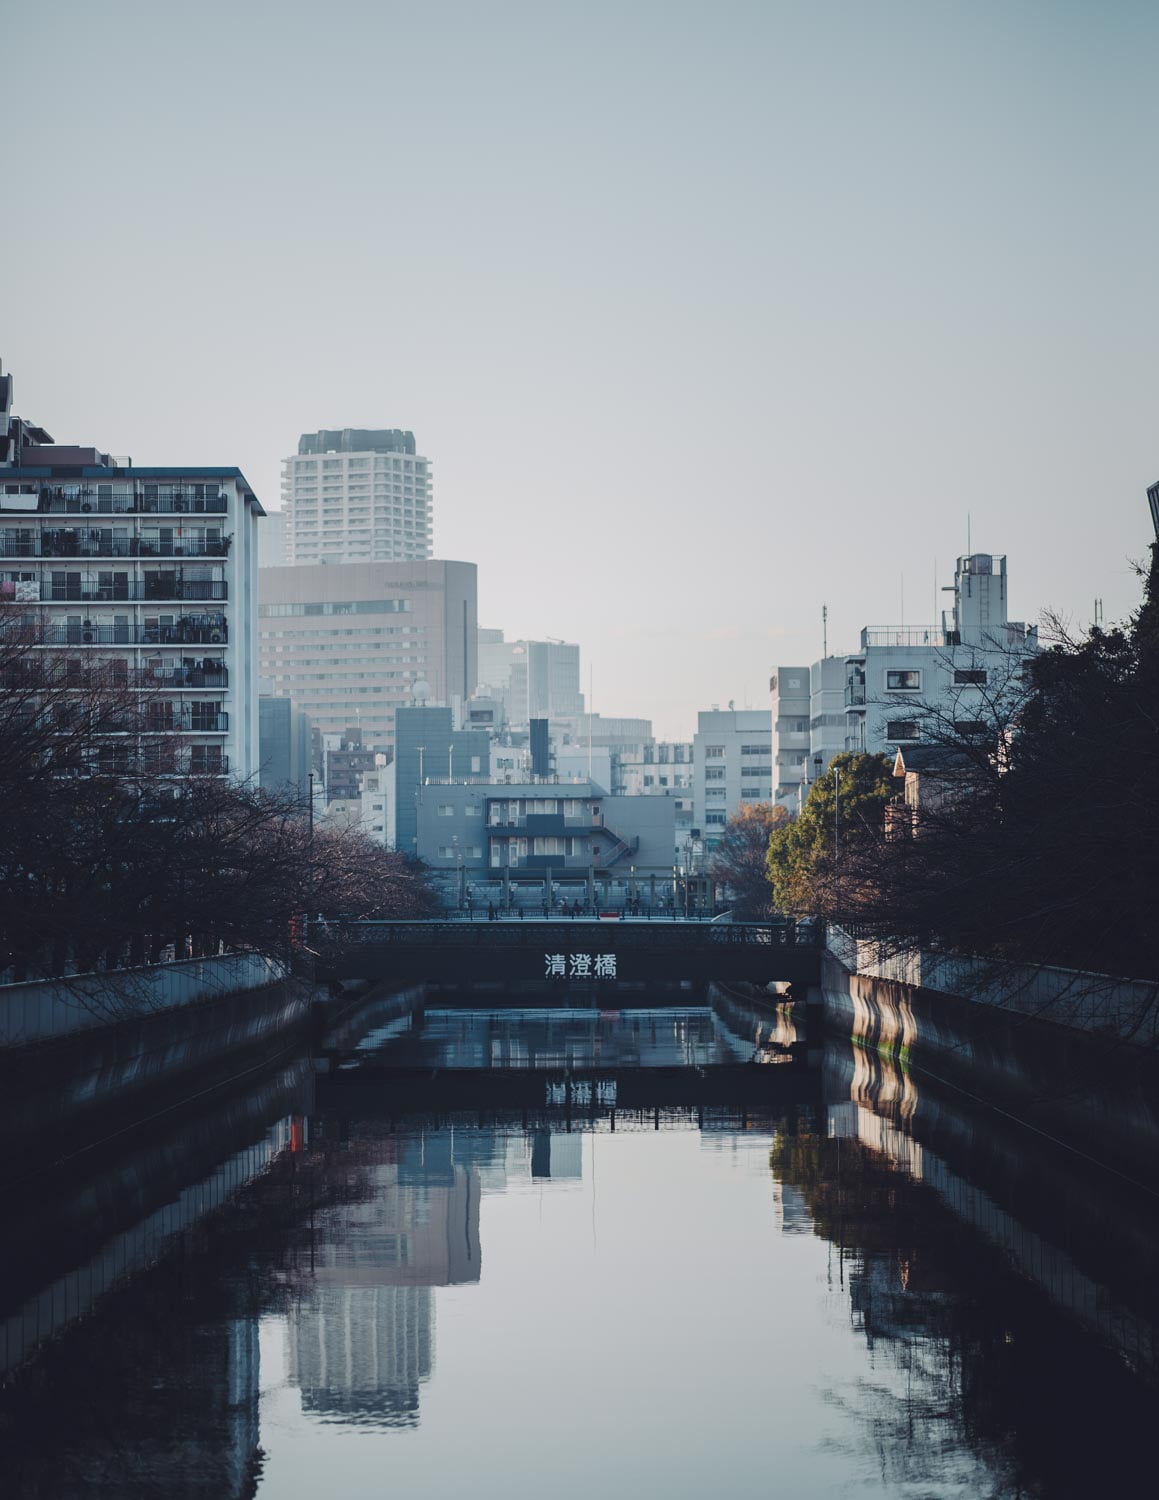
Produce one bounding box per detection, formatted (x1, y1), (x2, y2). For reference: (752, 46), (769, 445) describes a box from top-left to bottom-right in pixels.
(6, 0), (1157, 737)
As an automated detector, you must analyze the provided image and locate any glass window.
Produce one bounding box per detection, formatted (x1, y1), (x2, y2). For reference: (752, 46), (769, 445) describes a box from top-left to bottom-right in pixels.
(886, 721), (920, 740)
(886, 670), (921, 691)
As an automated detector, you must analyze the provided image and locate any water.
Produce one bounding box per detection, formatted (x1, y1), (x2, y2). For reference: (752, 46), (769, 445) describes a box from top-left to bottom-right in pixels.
(1, 997), (1157, 1499)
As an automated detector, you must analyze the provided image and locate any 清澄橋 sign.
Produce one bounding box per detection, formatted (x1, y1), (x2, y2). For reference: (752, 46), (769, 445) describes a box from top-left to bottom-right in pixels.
(545, 953), (617, 978)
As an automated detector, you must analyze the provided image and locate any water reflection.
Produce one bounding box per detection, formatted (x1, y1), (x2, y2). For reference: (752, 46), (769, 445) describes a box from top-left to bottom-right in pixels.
(1, 996), (1157, 1499)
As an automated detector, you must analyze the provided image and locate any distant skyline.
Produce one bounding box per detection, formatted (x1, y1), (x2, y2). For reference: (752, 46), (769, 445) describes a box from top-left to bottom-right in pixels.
(6, 0), (1157, 738)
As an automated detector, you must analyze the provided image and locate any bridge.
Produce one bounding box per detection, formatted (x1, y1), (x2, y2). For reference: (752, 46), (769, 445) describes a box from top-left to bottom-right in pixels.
(311, 917), (821, 987)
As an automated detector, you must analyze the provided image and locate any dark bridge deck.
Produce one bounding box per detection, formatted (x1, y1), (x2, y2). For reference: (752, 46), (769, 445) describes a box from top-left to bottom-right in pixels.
(315, 919), (821, 987)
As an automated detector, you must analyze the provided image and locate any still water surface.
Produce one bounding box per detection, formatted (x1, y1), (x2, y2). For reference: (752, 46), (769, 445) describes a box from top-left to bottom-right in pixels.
(2, 999), (1156, 1498)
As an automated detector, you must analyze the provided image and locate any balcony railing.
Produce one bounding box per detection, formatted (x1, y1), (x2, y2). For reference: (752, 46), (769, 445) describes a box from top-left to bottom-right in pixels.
(860, 626), (946, 649)
(38, 579), (227, 603)
(146, 710), (230, 733)
(0, 533), (232, 560)
(131, 665), (228, 689)
(35, 490), (228, 516)
(845, 686), (866, 707)
(40, 620), (228, 646)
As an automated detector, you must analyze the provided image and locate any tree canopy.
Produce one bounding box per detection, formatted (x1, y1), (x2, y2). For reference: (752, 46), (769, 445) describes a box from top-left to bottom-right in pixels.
(765, 752), (893, 917)
(0, 607), (437, 980)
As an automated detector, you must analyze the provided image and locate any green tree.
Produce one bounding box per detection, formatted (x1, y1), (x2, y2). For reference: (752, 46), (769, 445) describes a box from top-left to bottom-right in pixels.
(766, 752), (893, 916)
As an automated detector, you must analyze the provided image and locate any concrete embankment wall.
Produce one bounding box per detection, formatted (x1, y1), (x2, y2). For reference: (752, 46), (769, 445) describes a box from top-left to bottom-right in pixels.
(821, 932), (1159, 1177)
(0, 954), (317, 1160)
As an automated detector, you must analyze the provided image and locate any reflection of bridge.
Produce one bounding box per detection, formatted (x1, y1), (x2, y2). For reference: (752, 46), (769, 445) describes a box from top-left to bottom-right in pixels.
(316, 1062), (820, 1120)
(313, 919), (822, 987)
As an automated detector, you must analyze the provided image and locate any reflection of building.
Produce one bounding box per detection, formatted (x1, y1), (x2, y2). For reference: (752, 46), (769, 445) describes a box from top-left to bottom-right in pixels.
(290, 1285), (432, 1426)
(530, 1130), (583, 1181)
(287, 1140), (481, 1428)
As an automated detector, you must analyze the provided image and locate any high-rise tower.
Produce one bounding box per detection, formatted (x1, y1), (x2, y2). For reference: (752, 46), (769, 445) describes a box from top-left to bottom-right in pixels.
(281, 429), (432, 565)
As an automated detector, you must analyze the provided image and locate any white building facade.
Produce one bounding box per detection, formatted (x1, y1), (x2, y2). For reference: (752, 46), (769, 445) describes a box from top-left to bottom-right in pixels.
(692, 708), (773, 843)
(282, 429), (432, 565)
(775, 554), (1038, 796)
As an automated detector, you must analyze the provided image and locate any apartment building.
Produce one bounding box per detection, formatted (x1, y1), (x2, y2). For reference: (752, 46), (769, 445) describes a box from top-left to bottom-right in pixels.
(258, 560), (477, 750)
(774, 553), (1039, 798)
(0, 360), (263, 778)
(282, 429), (432, 565)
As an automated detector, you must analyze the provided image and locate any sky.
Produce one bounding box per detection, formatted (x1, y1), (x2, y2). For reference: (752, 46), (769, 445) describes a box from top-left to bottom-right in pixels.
(5, 0), (1158, 738)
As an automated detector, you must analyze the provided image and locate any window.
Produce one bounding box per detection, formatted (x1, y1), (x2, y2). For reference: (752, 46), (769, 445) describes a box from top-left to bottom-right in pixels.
(437, 804), (455, 816)
(465, 803), (482, 817)
(886, 670), (921, 691)
(705, 746), (725, 758)
(886, 721), (920, 741)
(742, 743), (772, 753)
(706, 813), (726, 826)
(954, 720), (987, 736)
(705, 768), (725, 781)
(954, 669), (988, 685)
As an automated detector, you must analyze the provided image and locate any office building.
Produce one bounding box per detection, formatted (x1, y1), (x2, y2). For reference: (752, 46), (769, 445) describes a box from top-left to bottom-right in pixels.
(282, 428), (432, 565)
(258, 692), (312, 801)
(476, 629), (585, 725)
(0, 358), (263, 779)
(693, 708), (773, 842)
(393, 703), (492, 858)
(257, 510), (286, 568)
(258, 559), (477, 750)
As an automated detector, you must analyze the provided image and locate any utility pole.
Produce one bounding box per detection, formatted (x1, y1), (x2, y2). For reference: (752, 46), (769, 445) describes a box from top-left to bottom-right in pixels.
(307, 771), (314, 840)
(834, 765), (841, 859)
(822, 603), (828, 658)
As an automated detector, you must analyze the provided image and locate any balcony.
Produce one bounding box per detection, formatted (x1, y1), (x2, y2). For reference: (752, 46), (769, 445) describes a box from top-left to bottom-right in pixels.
(40, 619), (228, 646)
(0, 532), (232, 560)
(38, 579), (227, 603)
(845, 686), (866, 707)
(132, 665), (228, 689)
(35, 489), (228, 516)
(141, 578), (228, 602)
(147, 709), (230, 733)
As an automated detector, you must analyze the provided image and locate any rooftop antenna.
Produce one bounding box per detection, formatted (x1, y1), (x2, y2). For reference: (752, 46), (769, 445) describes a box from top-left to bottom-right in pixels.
(1094, 598), (1104, 629)
(967, 513), (972, 557)
(822, 603), (828, 658)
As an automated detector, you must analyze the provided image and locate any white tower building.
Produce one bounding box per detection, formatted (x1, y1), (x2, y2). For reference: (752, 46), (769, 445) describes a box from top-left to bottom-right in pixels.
(282, 429), (432, 565)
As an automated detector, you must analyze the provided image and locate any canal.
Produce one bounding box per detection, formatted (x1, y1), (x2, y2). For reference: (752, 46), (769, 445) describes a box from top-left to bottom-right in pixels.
(1, 986), (1156, 1498)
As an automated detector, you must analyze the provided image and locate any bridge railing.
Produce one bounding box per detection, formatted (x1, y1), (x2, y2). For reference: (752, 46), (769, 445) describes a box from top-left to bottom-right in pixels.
(312, 919), (819, 950)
